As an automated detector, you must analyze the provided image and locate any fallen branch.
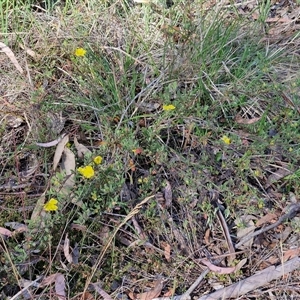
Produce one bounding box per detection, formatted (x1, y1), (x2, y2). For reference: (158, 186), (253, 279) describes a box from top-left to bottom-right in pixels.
(197, 256), (300, 300)
(236, 203), (300, 249)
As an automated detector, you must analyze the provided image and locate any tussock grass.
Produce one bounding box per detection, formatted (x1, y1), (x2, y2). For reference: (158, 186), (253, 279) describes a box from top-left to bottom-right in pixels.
(1, 0), (300, 299)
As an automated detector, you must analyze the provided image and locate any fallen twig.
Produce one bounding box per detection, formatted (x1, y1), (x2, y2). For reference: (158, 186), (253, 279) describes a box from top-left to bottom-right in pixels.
(236, 203), (300, 249)
(197, 256), (300, 300)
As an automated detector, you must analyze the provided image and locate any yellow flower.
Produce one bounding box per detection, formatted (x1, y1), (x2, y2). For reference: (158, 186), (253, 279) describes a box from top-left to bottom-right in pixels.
(162, 104), (175, 111)
(221, 135), (231, 145)
(44, 198), (58, 211)
(93, 156), (103, 165)
(75, 48), (86, 57)
(78, 165), (95, 179)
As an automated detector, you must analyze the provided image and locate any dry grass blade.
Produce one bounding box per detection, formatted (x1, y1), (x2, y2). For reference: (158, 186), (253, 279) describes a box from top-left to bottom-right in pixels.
(0, 42), (24, 74)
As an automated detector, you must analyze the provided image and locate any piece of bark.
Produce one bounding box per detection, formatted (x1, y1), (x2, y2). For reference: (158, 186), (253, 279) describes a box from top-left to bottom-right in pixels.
(198, 257), (300, 300)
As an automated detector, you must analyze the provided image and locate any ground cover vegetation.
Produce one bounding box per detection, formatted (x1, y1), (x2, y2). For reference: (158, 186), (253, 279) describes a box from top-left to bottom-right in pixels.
(1, 0), (300, 299)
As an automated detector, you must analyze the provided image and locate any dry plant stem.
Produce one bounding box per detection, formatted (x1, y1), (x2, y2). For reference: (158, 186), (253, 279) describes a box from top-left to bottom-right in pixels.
(236, 203), (300, 249)
(181, 268), (210, 300)
(83, 195), (155, 296)
(197, 256), (300, 300)
(10, 276), (43, 300)
(215, 206), (235, 262)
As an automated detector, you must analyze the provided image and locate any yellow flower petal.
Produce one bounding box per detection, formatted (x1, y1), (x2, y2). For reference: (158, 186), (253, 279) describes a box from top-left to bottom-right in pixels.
(93, 156), (103, 165)
(221, 135), (231, 145)
(78, 165), (95, 179)
(162, 104), (175, 111)
(44, 198), (58, 211)
(75, 48), (86, 57)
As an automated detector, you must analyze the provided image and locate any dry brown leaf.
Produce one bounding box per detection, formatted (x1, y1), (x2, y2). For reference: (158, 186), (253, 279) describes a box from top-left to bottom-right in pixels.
(236, 216), (256, 249)
(161, 242), (171, 262)
(266, 168), (292, 188)
(204, 228), (211, 245)
(283, 248), (300, 262)
(164, 180), (172, 207)
(128, 291), (136, 300)
(40, 273), (66, 299)
(40, 273), (60, 287)
(0, 42), (24, 74)
(71, 223), (87, 232)
(91, 283), (114, 300)
(137, 102), (160, 113)
(55, 273), (66, 300)
(53, 134), (69, 171)
(60, 147), (76, 192)
(234, 258), (247, 273)
(256, 213), (277, 227)
(163, 287), (175, 297)
(136, 280), (163, 300)
(18, 43), (42, 61)
(30, 192), (46, 224)
(74, 136), (91, 158)
(60, 147), (83, 207)
(0, 227), (12, 237)
(201, 259), (236, 274)
(64, 233), (73, 264)
(4, 114), (23, 128)
(36, 135), (67, 148)
(132, 216), (147, 240)
(235, 114), (261, 125)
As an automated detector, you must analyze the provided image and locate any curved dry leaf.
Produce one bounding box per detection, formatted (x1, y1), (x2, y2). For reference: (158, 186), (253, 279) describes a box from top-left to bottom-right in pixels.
(41, 273), (61, 286)
(0, 227), (12, 237)
(30, 192), (46, 222)
(266, 168), (291, 188)
(36, 134), (67, 148)
(283, 248), (300, 262)
(55, 274), (66, 300)
(136, 280), (163, 300)
(161, 241), (171, 262)
(60, 147), (75, 193)
(61, 147), (83, 207)
(4, 114), (23, 128)
(235, 114), (261, 125)
(234, 258), (247, 273)
(256, 213), (277, 227)
(163, 181), (172, 207)
(0, 42), (24, 74)
(201, 259), (235, 275)
(74, 136), (91, 158)
(236, 218), (255, 249)
(53, 134), (69, 171)
(91, 283), (114, 300)
(64, 233), (73, 264)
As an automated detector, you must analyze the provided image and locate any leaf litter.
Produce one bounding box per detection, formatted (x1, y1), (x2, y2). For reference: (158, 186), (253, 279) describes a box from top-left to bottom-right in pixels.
(1, 0), (300, 299)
